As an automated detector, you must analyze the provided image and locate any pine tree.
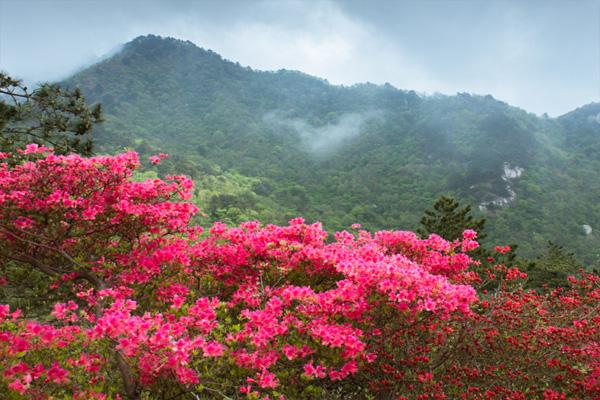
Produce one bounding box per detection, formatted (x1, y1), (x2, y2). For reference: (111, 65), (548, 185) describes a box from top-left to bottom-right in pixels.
(527, 241), (581, 289)
(0, 72), (102, 155)
(419, 196), (529, 292)
(418, 195), (486, 241)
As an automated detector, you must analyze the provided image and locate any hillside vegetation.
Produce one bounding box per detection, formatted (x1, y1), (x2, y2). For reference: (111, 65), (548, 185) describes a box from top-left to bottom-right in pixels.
(66, 35), (600, 265)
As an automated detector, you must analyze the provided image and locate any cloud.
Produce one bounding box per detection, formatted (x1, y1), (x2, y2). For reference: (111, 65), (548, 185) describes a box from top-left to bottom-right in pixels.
(263, 110), (382, 154)
(0, 0), (598, 116)
(143, 1), (442, 93)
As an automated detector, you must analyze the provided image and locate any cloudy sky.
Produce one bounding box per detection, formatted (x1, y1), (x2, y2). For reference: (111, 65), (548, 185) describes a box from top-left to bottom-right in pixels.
(0, 0), (598, 116)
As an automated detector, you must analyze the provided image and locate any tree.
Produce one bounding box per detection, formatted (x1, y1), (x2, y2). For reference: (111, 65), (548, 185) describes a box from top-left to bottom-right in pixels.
(418, 195), (487, 241)
(526, 241), (581, 289)
(418, 196), (533, 291)
(0, 73), (102, 155)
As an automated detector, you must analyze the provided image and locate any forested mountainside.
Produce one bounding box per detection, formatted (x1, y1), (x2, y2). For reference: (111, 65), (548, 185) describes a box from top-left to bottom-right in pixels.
(65, 35), (600, 265)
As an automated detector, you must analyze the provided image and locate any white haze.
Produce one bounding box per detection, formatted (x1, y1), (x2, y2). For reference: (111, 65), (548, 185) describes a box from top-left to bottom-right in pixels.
(0, 0), (598, 116)
(264, 111), (381, 154)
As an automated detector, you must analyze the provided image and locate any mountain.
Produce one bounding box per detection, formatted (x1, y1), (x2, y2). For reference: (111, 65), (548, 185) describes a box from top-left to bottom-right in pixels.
(65, 34), (600, 265)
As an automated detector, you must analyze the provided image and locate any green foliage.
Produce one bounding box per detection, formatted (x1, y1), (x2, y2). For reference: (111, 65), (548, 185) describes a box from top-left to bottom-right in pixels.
(64, 35), (600, 266)
(527, 241), (581, 289)
(418, 195), (486, 241)
(0, 72), (102, 155)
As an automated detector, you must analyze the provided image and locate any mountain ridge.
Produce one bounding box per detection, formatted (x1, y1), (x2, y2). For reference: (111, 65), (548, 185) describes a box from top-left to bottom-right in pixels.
(107, 35), (575, 116)
(65, 34), (600, 265)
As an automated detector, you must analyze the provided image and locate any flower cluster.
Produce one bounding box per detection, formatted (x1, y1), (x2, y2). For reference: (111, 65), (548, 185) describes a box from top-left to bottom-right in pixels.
(0, 147), (597, 399)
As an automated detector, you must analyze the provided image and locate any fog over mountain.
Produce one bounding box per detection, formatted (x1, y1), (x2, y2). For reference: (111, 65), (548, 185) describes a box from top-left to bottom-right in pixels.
(263, 110), (382, 154)
(1, 0), (598, 116)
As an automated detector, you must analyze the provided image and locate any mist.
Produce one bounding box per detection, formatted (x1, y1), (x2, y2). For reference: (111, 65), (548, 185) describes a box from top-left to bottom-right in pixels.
(1, 0), (598, 116)
(263, 110), (381, 155)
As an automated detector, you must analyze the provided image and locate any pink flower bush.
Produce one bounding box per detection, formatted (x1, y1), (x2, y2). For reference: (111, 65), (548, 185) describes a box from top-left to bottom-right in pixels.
(0, 147), (597, 399)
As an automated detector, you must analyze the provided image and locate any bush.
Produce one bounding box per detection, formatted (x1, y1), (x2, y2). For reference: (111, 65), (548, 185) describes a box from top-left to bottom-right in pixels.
(0, 147), (597, 399)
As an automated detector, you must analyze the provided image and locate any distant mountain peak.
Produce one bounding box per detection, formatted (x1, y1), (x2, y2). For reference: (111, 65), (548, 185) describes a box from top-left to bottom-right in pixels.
(115, 34), (238, 71)
(126, 34), (197, 48)
(124, 34), (196, 52)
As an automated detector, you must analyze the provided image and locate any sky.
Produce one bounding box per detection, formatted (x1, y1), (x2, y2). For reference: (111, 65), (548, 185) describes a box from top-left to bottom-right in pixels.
(0, 0), (598, 116)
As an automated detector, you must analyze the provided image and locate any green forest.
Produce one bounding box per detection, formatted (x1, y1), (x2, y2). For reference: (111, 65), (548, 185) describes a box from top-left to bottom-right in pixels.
(65, 35), (600, 269)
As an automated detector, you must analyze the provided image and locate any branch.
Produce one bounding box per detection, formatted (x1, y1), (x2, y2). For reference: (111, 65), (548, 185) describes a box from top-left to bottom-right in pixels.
(0, 225), (85, 268)
(0, 225), (105, 288)
(116, 352), (140, 400)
